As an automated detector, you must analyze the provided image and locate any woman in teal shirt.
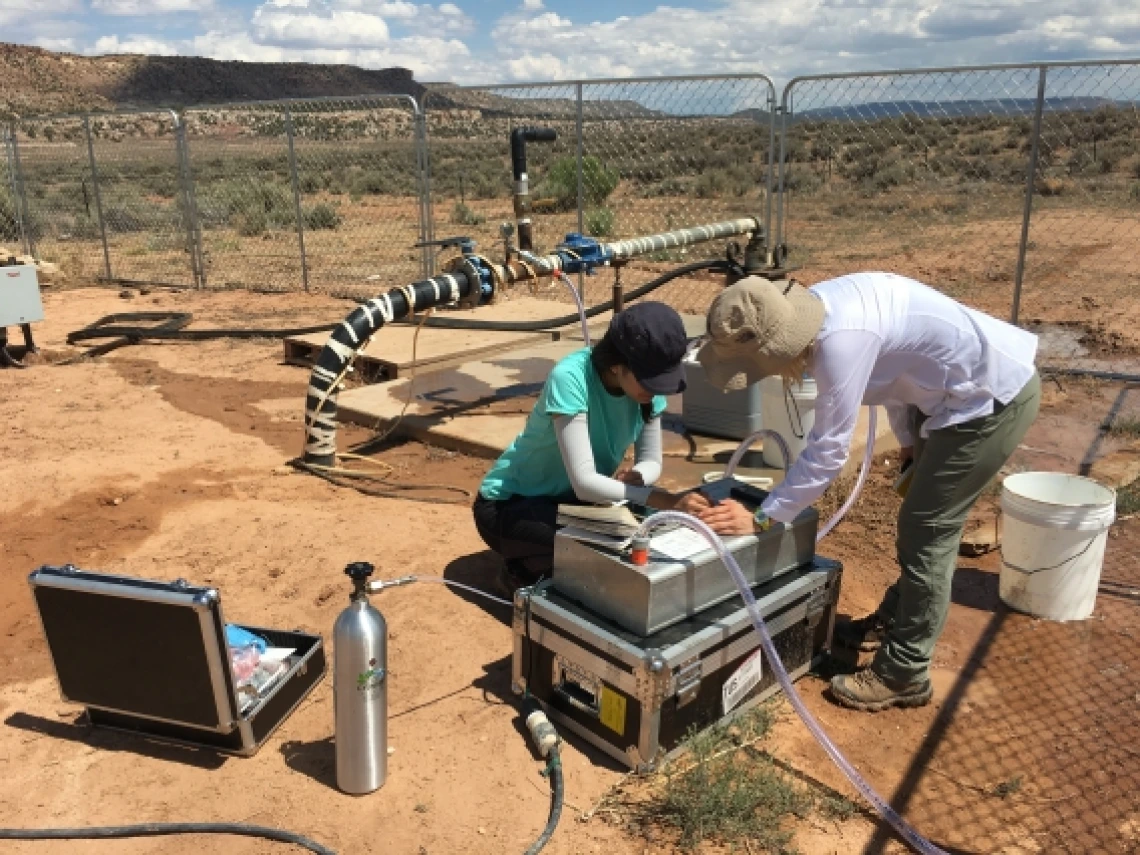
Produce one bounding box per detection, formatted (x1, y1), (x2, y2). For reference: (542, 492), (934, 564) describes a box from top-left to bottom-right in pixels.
(473, 302), (704, 592)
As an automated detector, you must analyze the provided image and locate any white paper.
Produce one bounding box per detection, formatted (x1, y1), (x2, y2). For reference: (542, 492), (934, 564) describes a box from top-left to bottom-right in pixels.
(558, 525), (632, 552)
(722, 651), (764, 716)
(260, 647), (296, 664)
(649, 527), (714, 561)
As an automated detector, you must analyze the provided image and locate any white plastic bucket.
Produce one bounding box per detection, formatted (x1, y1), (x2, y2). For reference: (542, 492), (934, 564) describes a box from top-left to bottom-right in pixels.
(759, 376), (816, 467)
(999, 472), (1116, 621)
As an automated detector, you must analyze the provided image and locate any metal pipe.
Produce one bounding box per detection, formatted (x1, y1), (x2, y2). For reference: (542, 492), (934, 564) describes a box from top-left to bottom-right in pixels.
(174, 115), (205, 289)
(575, 84), (584, 237)
(775, 98), (789, 263)
(605, 217), (759, 261)
(302, 269), (475, 466)
(83, 116), (113, 281)
(1011, 66), (1048, 326)
(764, 84), (778, 265)
(9, 132), (34, 258)
(510, 127), (557, 252)
(4, 131), (29, 257)
(284, 108), (310, 293)
(301, 216), (760, 466)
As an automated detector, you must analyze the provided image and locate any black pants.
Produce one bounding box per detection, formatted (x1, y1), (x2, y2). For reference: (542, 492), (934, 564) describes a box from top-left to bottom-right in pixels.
(472, 494), (577, 585)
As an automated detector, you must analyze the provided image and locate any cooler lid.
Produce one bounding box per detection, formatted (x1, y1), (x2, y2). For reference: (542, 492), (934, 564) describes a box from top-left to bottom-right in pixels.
(27, 564), (240, 732)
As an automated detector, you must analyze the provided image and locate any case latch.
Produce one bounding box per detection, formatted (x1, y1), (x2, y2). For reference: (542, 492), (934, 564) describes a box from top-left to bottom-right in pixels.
(805, 584), (831, 627)
(675, 656), (702, 707)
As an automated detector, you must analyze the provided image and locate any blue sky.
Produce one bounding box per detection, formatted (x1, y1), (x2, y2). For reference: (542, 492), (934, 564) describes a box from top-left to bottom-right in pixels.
(9, 1), (1140, 86)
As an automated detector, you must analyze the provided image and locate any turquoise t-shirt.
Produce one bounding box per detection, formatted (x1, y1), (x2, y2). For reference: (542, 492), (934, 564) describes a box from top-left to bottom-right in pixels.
(479, 348), (667, 501)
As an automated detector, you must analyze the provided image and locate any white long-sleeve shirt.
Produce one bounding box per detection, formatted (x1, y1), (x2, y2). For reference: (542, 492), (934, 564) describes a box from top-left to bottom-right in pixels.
(761, 272), (1038, 524)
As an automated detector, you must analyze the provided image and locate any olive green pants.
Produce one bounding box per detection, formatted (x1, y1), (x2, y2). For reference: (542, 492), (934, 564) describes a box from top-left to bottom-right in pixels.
(873, 372), (1041, 685)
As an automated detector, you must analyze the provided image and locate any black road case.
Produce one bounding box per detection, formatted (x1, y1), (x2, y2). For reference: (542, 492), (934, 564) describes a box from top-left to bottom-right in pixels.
(28, 564), (325, 756)
(512, 558), (841, 771)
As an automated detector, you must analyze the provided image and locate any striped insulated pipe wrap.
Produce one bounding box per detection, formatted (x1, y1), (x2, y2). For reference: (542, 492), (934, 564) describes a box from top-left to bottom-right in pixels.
(302, 270), (472, 466)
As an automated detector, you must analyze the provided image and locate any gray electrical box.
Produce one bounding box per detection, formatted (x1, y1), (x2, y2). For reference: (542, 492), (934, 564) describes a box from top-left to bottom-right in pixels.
(682, 357), (763, 440)
(0, 265), (44, 327)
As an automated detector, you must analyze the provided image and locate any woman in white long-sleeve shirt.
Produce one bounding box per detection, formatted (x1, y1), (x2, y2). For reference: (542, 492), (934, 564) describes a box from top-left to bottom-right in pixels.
(695, 272), (1040, 712)
(474, 301), (704, 594)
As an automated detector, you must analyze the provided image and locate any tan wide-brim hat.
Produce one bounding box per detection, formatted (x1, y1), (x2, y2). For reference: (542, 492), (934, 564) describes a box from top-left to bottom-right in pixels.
(696, 276), (826, 390)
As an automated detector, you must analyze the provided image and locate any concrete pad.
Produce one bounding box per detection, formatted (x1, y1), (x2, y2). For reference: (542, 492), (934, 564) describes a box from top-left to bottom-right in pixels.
(336, 333), (898, 480)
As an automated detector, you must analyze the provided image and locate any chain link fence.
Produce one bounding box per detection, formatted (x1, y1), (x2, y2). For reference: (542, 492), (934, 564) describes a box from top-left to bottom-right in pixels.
(777, 67), (1042, 325)
(4, 64), (1140, 371)
(777, 60), (1140, 378)
(423, 75), (776, 314)
(8, 114), (104, 281)
(1017, 62), (1140, 374)
(182, 94), (423, 296)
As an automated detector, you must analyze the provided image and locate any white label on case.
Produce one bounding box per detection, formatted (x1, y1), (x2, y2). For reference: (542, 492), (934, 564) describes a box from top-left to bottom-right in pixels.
(722, 651), (764, 716)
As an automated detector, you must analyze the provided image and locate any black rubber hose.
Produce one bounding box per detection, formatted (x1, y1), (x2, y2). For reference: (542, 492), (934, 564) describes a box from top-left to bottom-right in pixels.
(399, 258), (733, 333)
(0, 821), (335, 854)
(524, 747), (564, 855)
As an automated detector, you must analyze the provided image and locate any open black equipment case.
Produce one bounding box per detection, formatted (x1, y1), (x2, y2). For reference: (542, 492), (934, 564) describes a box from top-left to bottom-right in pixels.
(28, 564), (325, 756)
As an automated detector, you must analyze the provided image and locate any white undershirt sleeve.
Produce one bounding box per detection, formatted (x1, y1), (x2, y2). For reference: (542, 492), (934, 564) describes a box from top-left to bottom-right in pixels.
(553, 413), (654, 505)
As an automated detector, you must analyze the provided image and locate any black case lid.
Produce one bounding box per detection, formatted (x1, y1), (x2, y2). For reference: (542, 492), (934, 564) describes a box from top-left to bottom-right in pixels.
(28, 565), (239, 732)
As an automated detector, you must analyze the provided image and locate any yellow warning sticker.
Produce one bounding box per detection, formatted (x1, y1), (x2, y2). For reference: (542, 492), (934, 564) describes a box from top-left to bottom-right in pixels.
(599, 686), (627, 736)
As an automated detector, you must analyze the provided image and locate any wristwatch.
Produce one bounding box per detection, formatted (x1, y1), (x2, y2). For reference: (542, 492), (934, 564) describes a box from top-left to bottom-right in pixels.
(752, 508), (772, 533)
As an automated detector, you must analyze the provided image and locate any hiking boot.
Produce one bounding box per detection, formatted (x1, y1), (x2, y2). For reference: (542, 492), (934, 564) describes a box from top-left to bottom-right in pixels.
(829, 668), (933, 712)
(494, 564), (540, 600)
(833, 613), (890, 652)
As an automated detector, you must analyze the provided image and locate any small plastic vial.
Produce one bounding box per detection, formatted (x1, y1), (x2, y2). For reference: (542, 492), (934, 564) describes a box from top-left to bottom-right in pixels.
(629, 536), (650, 566)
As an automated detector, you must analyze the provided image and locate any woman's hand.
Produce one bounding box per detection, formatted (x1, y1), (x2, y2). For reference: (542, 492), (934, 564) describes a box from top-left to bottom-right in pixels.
(697, 499), (757, 536)
(673, 491), (711, 516)
(614, 467), (645, 487)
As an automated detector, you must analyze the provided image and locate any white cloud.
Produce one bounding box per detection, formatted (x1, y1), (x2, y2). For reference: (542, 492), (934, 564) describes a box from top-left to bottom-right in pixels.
(33, 36), (79, 52)
(90, 34), (180, 54)
(91, 0), (213, 13)
(251, 7), (392, 47)
(29, 0), (1140, 92)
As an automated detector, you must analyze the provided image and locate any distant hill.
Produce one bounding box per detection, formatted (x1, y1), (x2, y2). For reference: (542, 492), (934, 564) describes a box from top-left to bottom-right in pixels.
(782, 97), (1130, 122)
(0, 42), (424, 118)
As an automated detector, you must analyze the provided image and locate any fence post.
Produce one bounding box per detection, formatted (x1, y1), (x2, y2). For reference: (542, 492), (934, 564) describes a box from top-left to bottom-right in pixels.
(1011, 66), (1048, 326)
(83, 115), (113, 281)
(174, 114), (205, 289)
(4, 130), (29, 257)
(764, 84), (777, 262)
(415, 101), (434, 277)
(774, 89), (791, 263)
(284, 107), (310, 292)
(575, 82), (584, 237)
(9, 130), (34, 258)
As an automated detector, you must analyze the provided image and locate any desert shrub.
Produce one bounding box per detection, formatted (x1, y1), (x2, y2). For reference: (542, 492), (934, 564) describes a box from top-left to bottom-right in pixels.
(103, 206), (147, 233)
(236, 209), (268, 236)
(538, 155), (619, 211)
(451, 201), (485, 226)
(964, 136), (994, 157)
(304, 203), (341, 230)
(584, 206), (615, 237)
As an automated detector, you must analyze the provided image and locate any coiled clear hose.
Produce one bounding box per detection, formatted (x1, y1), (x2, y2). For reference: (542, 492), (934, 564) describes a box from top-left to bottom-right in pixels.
(722, 408), (881, 543)
(634, 511), (947, 855)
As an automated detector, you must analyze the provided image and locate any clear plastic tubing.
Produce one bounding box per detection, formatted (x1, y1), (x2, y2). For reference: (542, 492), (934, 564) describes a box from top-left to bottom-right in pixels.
(410, 576), (513, 608)
(722, 408), (880, 543)
(634, 511), (947, 855)
(553, 270), (591, 346)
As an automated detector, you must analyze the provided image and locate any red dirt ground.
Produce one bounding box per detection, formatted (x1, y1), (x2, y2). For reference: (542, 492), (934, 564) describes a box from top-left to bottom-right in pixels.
(2, 286), (1138, 854)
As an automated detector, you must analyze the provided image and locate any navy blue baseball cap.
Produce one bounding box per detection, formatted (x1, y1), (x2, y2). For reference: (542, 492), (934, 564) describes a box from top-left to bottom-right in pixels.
(609, 302), (688, 395)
